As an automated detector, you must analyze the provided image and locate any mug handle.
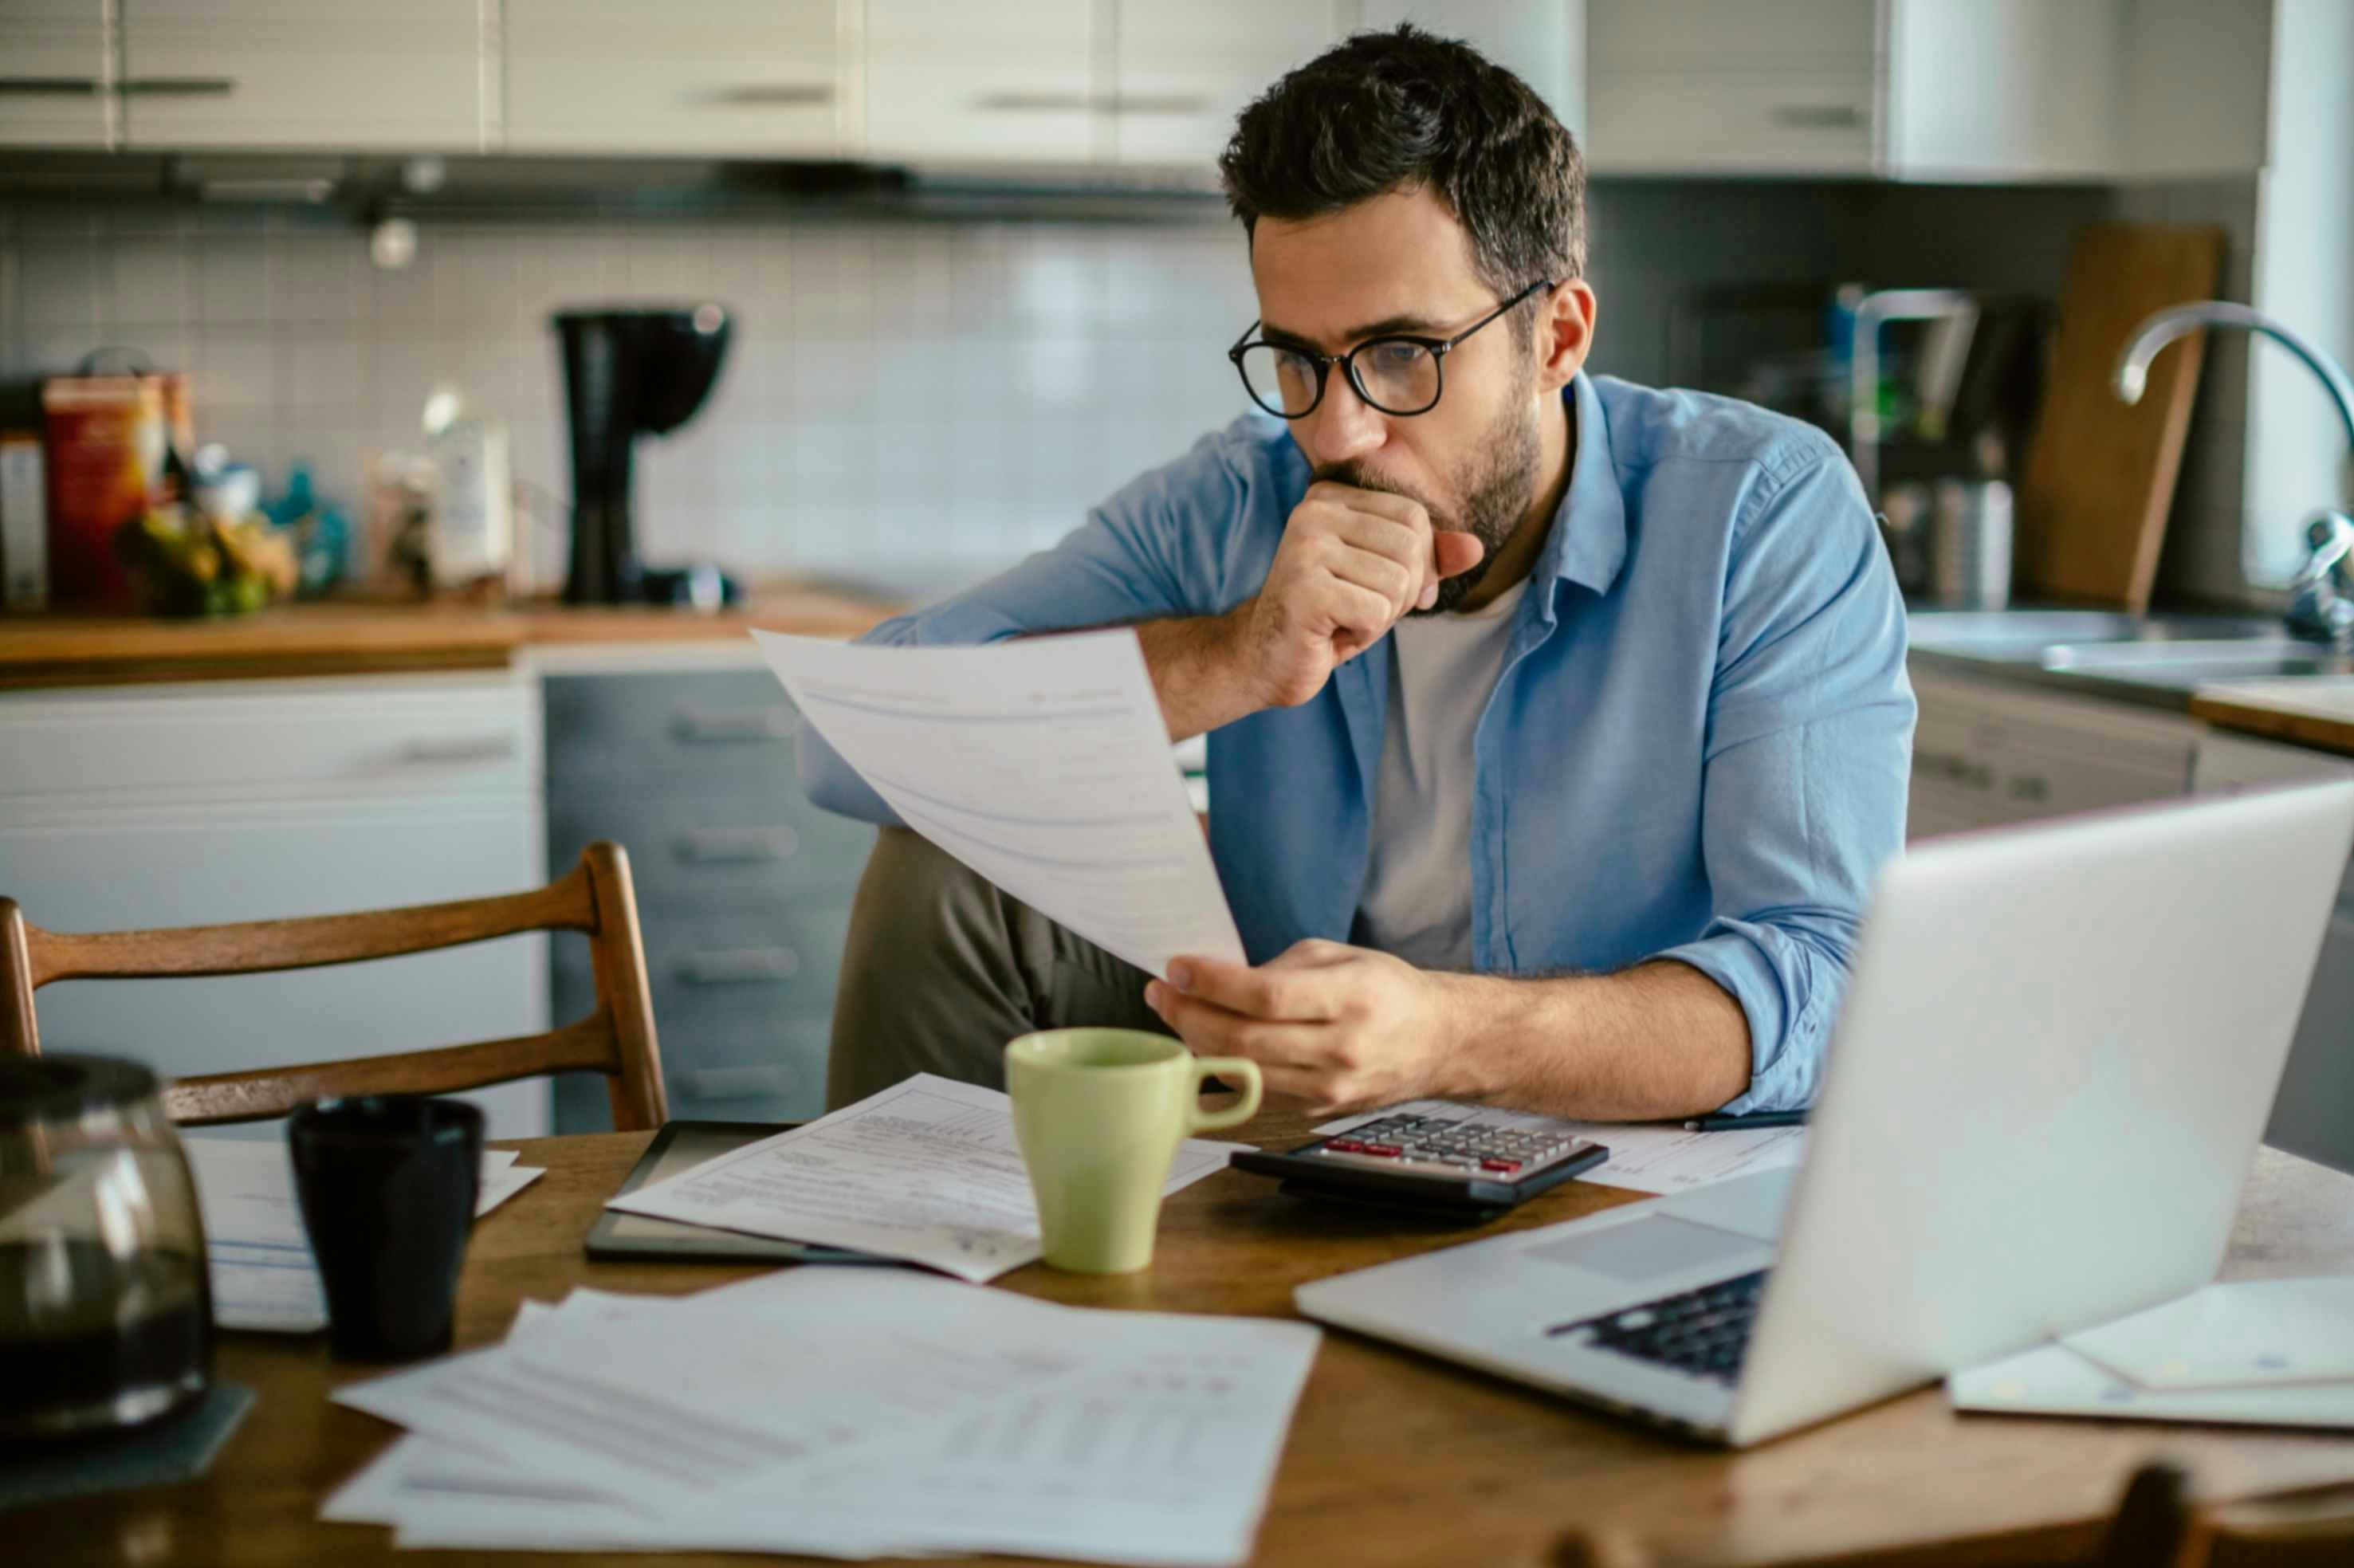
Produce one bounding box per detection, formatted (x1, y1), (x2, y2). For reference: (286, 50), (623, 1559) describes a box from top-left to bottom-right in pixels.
(1187, 1056), (1263, 1132)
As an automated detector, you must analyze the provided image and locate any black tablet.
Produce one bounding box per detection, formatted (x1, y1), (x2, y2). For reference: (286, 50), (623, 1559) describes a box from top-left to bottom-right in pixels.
(584, 1120), (894, 1264)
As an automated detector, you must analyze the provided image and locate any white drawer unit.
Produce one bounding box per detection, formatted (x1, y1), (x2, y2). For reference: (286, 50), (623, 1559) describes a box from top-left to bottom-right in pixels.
(0, 673), (539, 805)
(0, 673), (550, 1138)
(1906, 670), (2199, 840)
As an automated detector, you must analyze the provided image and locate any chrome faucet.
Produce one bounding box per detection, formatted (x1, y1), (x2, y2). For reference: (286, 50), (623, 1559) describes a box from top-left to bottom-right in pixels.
(2113, 301), (2354, 646)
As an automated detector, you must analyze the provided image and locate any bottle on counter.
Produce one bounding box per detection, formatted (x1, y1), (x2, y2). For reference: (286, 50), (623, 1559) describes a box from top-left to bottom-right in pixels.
(422, 384), (513, 598)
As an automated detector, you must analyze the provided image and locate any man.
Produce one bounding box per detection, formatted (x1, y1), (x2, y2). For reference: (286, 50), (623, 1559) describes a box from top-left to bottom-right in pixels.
(801, 26), (1914, 1122)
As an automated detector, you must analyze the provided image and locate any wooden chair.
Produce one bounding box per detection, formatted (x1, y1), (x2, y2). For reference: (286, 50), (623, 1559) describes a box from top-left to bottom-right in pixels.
(0, 841), (667, 1130)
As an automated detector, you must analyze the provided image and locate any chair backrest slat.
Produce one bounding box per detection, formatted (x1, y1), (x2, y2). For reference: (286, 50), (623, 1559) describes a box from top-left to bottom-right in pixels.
(1, 844), (666, 1131)
(24, 868), (599, 988)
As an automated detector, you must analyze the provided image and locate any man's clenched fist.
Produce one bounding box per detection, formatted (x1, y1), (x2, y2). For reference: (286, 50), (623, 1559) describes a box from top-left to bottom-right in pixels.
(1229, 481), (1485, 709)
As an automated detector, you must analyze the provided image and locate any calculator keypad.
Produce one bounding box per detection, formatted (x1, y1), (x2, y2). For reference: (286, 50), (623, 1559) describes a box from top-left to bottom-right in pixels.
(1311, 1112), (1599, 1183)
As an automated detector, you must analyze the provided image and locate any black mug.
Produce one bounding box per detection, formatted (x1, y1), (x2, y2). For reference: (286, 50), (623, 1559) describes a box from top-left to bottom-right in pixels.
(288, 1096), (482, 1362)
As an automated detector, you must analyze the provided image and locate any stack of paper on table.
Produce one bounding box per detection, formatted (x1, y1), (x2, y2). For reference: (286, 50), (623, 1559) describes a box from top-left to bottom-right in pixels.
(605, 1072), (1242, 1282)
(1951, 1277), (2354, 1429)
(325, 1267), (1321, 1566)
(1318, 1099), (1809, 1195)
(183, 1136), (544, 1333)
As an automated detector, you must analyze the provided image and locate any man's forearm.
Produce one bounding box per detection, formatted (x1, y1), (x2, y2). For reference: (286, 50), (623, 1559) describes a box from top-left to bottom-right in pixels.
(1135, 607), (1268, 742)
(1433, 961), (1753, 1119)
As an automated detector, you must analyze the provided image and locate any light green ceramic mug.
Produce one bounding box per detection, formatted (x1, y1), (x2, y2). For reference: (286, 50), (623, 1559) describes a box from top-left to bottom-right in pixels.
(1005, 1028), (1263, 1274)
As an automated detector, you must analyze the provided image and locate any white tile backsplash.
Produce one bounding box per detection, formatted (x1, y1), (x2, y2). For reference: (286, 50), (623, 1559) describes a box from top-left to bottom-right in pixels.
(0, 179), (2266, 603)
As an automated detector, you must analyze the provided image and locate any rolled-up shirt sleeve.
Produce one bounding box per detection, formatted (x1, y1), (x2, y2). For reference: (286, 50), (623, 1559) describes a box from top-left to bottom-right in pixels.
(1653, 448), (1915, 1114)
(796, 434), (1245, 823)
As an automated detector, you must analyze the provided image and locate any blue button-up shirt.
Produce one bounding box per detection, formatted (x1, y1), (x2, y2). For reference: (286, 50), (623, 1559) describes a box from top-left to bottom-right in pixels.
(799, 372), (1915, 1112)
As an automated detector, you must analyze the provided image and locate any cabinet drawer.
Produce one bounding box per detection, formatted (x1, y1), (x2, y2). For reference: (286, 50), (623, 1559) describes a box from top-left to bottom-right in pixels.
(544, 669), (804, 788)
(1590, 73), (1878, 175)
(549, 797), (873, 914)
(556, 903), (852, 1027)
(0, 674), (538, 804)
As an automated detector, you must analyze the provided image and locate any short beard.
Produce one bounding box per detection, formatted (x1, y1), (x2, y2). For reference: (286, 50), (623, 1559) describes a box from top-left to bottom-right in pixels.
(1314, 387), (1542, 615)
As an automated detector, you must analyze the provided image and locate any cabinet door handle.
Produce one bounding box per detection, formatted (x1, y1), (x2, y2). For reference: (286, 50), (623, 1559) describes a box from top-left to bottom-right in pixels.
(1770, 103), (1865, 130)
(675, 947), (800, 984)
(975, 90), (1206, 115)
(682, 1064), (797, 1101)
(398, 734), (518, 764)
(670, 708), (795, 745)
(0, 78), (104, 96)
(119, 77), (238, 97)
(673, 827), (797, 864)
(697, 83), (833, 108)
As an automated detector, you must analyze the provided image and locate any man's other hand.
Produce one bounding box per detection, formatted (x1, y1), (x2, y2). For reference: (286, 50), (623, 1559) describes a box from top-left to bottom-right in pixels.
(1143, 938), (1468, 1118)
(1232, 482), (1484, 709)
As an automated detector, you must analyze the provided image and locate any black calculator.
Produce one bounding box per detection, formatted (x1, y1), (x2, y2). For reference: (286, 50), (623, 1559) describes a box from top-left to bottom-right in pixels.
(1232, 1108), (1609, 1218)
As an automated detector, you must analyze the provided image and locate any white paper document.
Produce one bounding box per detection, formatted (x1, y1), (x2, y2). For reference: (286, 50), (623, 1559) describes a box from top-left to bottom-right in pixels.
(1317, 1098), (1808, 1195)
(2059, 1276), (2354, 1389)
(752, 627), (1244, 980)
(183, 1137), (543, 1333)
(328, 1268), (1322, 1566)
(606, 1072), (1240, 1283)
(1950, 1341), (2354, 1431)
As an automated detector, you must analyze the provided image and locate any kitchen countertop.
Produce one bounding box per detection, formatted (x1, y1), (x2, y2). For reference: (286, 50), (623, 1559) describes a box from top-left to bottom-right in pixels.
(0, 583), (906, 690)
(2189, 678), (2354, 758)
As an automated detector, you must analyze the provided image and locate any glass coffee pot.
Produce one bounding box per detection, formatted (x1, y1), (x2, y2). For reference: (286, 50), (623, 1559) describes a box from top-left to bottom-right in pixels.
(0, 1055), (212, 1440)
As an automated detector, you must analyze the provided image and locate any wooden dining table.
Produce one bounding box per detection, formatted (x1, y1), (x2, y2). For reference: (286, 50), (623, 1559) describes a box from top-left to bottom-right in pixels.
(18, 1102), (2354, 1568)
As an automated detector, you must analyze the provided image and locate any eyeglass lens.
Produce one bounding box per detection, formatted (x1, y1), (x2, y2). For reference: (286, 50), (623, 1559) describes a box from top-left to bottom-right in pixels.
(1236, 340), (1440, 418)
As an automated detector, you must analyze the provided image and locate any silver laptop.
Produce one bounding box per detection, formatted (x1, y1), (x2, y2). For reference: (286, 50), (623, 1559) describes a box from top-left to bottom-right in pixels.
(1295, 784), (2354, 1448)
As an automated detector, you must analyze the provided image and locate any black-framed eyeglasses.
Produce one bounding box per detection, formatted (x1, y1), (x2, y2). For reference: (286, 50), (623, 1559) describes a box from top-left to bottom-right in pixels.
(1227, 277), (1556, 420)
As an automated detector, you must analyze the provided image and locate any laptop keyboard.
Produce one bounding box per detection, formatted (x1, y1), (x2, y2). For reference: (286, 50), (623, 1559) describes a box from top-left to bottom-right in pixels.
(1550, 1268), (1770, 1387)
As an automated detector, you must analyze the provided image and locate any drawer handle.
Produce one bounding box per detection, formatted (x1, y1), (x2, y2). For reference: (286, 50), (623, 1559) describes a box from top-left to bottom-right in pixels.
(670, 709), (796, 745)
(398, 734), (518, 764)
(675, 947), (800, 984)
(674, 827), (798, 864)
(681, 1065), (797, 1101)
(1770, 103), (1865, 129)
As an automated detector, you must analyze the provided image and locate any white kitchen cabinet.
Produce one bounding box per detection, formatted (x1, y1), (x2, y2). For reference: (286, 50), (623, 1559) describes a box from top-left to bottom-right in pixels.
(0, 674), (551, 1139)
(864, 0), (1098, 167)
(1884, 0), (2124, 181)
(1585, 0), (2260, 183)
(0, 0), (110, 148)
(1107, 0), (1337, 172)
(503, 0), (845, 158)
(2191, 729), (2354, 1175)
(1586, 0), (1881, 176)
(118, 0), (485, 151)
(1906, 669), (2199, 839)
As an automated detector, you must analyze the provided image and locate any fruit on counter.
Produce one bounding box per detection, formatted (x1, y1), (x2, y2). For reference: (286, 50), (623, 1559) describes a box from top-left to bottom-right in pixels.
(116, 504), (301, 618)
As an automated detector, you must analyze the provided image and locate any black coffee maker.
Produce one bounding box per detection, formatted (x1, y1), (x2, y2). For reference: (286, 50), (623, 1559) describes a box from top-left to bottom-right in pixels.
(553, 305), (733, 604)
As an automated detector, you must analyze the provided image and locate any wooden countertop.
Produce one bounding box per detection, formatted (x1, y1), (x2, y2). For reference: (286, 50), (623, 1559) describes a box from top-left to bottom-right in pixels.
(2191, 678), (2354, 759)
(0, 584), (906, 690)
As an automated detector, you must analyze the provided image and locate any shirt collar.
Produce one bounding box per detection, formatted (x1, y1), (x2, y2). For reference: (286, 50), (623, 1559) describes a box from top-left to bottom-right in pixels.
(1532, 371), (1629, 610)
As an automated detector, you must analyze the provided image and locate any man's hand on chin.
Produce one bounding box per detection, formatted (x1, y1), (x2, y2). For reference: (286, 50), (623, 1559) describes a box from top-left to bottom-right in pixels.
(1143, 939), (1469, 1118)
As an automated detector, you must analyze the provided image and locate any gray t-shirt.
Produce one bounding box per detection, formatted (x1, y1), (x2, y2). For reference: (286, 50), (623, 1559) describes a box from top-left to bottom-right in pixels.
(1354, 578), (1530, 970)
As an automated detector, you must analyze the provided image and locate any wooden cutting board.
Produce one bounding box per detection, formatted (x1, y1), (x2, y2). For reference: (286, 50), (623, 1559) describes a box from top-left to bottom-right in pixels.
(2014, 222), (2225, 611)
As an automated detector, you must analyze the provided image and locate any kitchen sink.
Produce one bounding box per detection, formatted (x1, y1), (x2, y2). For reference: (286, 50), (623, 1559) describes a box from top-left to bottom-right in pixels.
(2033, 637), (2354, 690)
(1907, 610), (2281, 659)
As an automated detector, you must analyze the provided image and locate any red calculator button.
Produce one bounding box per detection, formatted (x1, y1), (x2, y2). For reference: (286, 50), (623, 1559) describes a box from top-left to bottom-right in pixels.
(1362, 1143), (1404, 1157)
(1480, 1157), (1523, 1173)
(1326, 1138), (1365, 1153)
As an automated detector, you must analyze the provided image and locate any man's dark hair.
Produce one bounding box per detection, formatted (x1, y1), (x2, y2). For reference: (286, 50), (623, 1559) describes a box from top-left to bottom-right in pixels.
(1216, 24), (1587, 306)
